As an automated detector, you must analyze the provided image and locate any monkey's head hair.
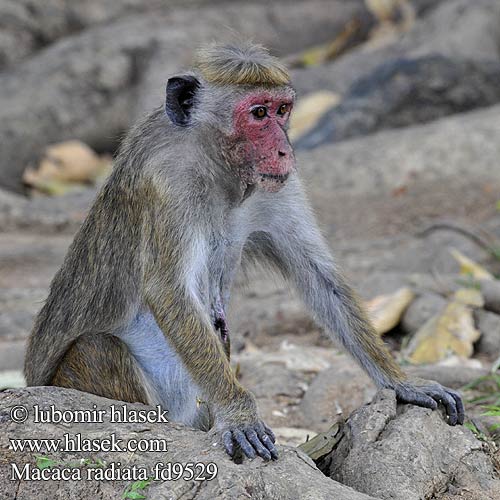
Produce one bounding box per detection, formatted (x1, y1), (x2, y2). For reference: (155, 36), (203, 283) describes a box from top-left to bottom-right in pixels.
(194, 42), (291, 87)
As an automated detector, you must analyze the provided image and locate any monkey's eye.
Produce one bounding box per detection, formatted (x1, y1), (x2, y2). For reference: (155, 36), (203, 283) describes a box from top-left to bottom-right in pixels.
(277, 103), (291, 116)
(251, 106), (268, 119)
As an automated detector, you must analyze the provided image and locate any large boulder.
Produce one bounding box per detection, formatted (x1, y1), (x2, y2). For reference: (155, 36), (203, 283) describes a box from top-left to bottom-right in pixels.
(293, 0), (500, 147)
(0, 386), (377, 500)
(319, 390), (500, 500)
(295, 56), (500, 149)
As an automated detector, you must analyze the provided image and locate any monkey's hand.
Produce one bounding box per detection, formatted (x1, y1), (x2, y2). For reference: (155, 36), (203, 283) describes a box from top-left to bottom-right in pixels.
(216, 392), (278, 461)
(394, 379), (465, 425)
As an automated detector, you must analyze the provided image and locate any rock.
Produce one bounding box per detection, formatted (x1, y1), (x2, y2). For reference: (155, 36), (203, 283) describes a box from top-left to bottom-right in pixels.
(0, 0), (176, 71)
(0, 288), (47, 341)
(299, 103), (500, 199)
(272, 427), (317, 448)
(0, 340), (25, 373)
(235, 347), (311, 429)
(0, 387), (377, 500)
(401, 292), (447, 334)
(235, 343), (339, 377)
(295, 55), (500, 149)
(292, 0), (500, 97)
(297, 104), (500, 245)
(0, 0), (368, 192)
(406, 364), (488, 390)
(0, 191), (95, 234)
(481, 280), (500, 315)
(0, 370), (25, 390)
(356, 272), (412, 299)
(474, 309), (500, 358)
(321, 390), (500, 500)
(292, 0), (500, 148)
(404, 301), (481, 364)
(299, 355), (375, 431)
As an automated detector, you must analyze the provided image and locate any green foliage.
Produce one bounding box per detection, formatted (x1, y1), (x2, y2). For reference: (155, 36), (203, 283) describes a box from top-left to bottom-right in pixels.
(79, 457), (107, 468)
(481, 405), (500, 431)
(122, 479), (152, 499)
(35, 455), (58, 470)
(491, 246), (500, 261)
(455, 273), (481, 290)
(464, 421), (488, 441)
(462, 374), (500, 406)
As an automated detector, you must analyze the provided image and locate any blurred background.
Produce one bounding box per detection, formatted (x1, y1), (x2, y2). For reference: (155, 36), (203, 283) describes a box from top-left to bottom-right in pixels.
(1, 0), (500, 448)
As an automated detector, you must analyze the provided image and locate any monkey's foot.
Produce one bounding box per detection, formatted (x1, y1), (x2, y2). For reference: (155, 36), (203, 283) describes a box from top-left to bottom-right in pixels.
(222, 421), (278, 461)
(394, 381), (465, 426)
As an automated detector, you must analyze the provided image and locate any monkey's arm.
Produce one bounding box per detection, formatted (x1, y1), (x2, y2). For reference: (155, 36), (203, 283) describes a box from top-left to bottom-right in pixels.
(250, 183), (464, 425)
(144, 279), (278, 460)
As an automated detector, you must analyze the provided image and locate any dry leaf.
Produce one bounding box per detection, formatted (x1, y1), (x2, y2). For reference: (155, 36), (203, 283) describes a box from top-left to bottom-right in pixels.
(449, 248), (494, 281)
(453, 288), (485, 308)
(289, 91), (340, 141)
(23, 140), (111, 195)
(298, 422), (343, 461)
(404, 302), (480, 364)
(365, 287), (415, 335)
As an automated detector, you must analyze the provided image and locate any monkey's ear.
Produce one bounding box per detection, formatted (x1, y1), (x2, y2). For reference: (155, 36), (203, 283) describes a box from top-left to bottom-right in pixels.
(165, 75), (200, 127)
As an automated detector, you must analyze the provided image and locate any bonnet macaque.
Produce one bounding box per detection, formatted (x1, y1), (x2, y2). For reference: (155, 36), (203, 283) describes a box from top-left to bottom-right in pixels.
(25, 42), (464, 461)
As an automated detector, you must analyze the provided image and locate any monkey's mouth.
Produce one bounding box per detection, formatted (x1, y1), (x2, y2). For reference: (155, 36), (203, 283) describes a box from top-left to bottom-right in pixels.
(258, 172), (290, 184)
(256, 171), (291, 193)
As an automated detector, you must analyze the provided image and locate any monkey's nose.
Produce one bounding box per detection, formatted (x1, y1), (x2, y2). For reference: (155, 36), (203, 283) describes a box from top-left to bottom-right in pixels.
(278, 151), (286, 157)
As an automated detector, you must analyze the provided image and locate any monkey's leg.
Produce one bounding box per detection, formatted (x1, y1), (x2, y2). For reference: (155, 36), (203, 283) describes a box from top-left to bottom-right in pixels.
(51, 333), (149, 404)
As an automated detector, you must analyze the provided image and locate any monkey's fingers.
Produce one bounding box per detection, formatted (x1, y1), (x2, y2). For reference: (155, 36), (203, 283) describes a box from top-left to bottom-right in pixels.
(256, 422), (279, 459)
(423, 385), (465, 426)
(395, 383), (465, 426)
(222, 430), (235, 457)
(232, 429), (257, 459)
(396, 384), (438, 410)
(245, 429), (272, 461)
(427, 387), (458, 425)
(263, 422), (276, 443)
(451, 390), (465, 425)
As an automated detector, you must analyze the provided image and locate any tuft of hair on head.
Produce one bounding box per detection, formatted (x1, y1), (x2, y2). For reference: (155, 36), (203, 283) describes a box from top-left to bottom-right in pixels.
(194, 42), (291, 87)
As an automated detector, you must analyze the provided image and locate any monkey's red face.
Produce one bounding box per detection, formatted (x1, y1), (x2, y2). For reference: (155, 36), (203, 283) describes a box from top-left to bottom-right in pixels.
(232, 90), (295, 193)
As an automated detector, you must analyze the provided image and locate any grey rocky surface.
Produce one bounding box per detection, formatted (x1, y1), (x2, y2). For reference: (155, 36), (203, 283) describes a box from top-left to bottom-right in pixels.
(474, 309), (500, 358)
(405, 365), (489, 390)
(323, 390), (500, 500)
(296, 55), (500, 149)
(0, 386), (378, 500)
(293, 0), (500, 148)
(299, 357), (375, 431)
(292, 0), (500, 96)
